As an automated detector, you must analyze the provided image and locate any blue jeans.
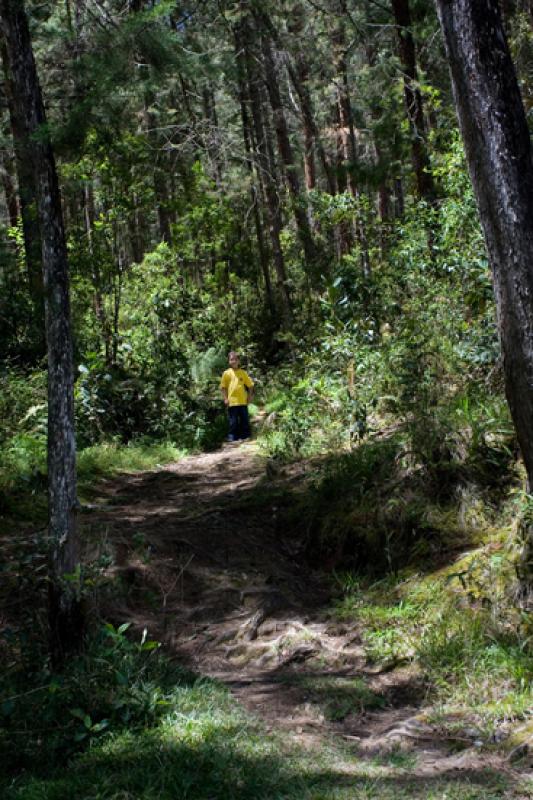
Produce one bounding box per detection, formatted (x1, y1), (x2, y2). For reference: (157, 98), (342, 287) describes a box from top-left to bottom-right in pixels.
(228, 405), (250, 440)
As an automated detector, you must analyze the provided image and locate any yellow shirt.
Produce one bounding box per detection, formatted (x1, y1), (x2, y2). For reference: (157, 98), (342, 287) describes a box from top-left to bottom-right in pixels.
(220, 368), (254, 406)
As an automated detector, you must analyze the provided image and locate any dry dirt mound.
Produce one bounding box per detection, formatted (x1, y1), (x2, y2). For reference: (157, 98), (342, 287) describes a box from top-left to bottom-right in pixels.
(81, 442), (530, 785)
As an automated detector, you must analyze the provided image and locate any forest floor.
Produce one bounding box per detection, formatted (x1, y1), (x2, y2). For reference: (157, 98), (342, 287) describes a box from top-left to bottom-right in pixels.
(76, 439), (533, 799)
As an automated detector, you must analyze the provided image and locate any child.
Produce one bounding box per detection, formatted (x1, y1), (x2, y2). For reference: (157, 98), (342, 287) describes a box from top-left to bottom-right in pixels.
(220, 351), (254, 441)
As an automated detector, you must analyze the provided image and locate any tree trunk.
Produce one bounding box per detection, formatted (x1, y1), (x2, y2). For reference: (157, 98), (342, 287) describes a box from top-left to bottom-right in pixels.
(202, 84), (223, 187)
(0, 0), (83, 662)
(82, 181), (112, 364)
(1, 36), (45, 352)
(254, 14), (320, 278)
(391, 0), (435, 201)
(234, 24), (276, 318)
(141, 98), (172, 246)
(435, 0), (533, 597)
(332, 5), (371, 275)
(288, 54), (336, 195)
(242, 20), (292, 327)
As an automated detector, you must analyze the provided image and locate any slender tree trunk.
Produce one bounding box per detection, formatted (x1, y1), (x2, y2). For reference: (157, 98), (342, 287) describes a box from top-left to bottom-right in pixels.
(288, 54), (336, 195)
(234, 25), (276, 318)
(300, 73), (316, 193)
(82, 182), (111, 364)
(254, 14), (320, 277)
(141, 98), (172, 245)
(0, 0), (83, 662)
(333, 104), (352, 257)
(435, 0), (533, 597)
(202, 85), (223, 187)
(1, 37), (45, 351)
(391, 0), (435, 201)
(332, 5), (371, 275)
(241, 20), (292, 327)
(394, 177), (405, 218)
(332, 3), (358, 196)
(154, 169), (172, 246)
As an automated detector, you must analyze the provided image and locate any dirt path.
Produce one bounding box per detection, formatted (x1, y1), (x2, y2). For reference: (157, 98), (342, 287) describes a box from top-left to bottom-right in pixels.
(82, 442), (530, 793)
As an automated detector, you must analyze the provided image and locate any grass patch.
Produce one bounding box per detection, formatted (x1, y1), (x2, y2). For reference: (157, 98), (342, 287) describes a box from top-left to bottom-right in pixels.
(1, 624), (526, 800)
(287, 674), (386, 721)
(0, 438), (186, 522)
(0, 624), (305, 799)
(77, 440), (186, 497)
(330, 541), (533, 740)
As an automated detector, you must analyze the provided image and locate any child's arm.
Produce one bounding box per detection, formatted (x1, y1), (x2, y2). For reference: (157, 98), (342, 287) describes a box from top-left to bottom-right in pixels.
(220, 373), (229, 405)
(245, 373), (254, 403)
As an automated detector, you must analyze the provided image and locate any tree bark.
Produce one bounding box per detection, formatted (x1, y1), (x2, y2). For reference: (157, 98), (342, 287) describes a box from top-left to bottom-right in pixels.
(392, 0), (435, 201)
(435, 0), (533, 597)
(0, 0), (83, 662)
(332, 2), (358, 197)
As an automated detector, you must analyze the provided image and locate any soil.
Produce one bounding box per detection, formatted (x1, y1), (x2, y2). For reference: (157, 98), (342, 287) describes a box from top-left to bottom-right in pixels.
(81, 441), (532, 791)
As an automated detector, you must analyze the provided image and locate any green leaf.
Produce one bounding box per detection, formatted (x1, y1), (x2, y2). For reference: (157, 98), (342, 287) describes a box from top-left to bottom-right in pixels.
(90, 719), (109, 733)
(117, 623), (131, 634)
(140, 640), (159, 651)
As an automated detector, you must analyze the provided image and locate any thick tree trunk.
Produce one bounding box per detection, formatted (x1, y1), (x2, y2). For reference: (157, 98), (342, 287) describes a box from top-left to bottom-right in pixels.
(0, 0), (83, 661)
(392, 0), (435, 201)
(1, 37), (45, 351)
(435, 0), (533, 597)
